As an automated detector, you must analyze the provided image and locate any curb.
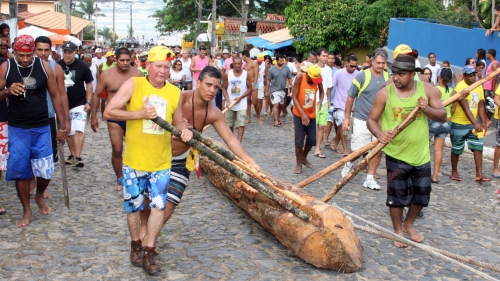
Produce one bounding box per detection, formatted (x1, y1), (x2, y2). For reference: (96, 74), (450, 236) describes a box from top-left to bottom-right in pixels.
(443, 137), (495, 161)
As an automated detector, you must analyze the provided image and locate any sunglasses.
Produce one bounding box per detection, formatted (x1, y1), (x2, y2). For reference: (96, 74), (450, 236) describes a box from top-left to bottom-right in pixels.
(349, 64), (358, 68)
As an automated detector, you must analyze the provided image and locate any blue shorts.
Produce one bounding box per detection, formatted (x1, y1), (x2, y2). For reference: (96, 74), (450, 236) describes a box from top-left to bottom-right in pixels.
(122, 164), (171, 213)
(428, 120), (450, 139)
(6, 125), (54, 181)
(450, 122), (483, 155)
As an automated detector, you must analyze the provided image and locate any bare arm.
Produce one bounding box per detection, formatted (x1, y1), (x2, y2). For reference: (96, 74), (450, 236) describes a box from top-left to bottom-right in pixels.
(342, 96), (355, 131)
(84, 82), (93, 112)
(104, 78), (149, 121)
(0, 62), (9, 102)
(291, 72), (309, 125)
(367, 88), (393, 144)
(491, 62), (499, 91)
(54, 64), (71, 131)
(190, 56), (197, 72)
(212, 110), (260, 171)
(171, 92), (192, 142)
(91, 71), (107, 131)
(421, 83), (447, 122)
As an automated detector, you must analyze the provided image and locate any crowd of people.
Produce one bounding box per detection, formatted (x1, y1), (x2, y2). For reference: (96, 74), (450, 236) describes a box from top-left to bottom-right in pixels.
(0, 28), (499, 274)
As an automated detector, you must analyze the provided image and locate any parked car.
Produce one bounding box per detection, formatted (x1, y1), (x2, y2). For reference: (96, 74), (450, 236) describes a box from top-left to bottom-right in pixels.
(97, 35), (106, 44)
(115, 37), (140, 48)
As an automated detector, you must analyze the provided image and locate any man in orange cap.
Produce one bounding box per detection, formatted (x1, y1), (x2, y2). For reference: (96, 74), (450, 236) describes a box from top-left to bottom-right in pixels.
(292, 62), (324, 174)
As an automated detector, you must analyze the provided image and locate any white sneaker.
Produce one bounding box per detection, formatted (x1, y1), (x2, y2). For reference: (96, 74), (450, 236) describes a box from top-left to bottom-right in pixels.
(363, 178), (380, 190)
(341, 163), (353, 177)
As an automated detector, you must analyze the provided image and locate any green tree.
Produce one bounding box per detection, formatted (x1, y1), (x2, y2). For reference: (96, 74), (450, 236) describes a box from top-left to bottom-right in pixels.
(78, 0), (105, 20)
(98, 26), (112, 40)
(152, 0), (291, 35)
(285, 0), (369, 55)
(360, 0), (439, 49)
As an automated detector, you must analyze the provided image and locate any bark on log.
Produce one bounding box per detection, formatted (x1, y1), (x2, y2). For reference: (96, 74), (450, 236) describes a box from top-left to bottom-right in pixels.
(201, 156), (363, 272)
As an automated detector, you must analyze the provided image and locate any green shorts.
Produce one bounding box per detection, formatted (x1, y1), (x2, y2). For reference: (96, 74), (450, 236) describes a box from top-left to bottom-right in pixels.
(225, 109), (247, 128)
(317, 104), (328, 126)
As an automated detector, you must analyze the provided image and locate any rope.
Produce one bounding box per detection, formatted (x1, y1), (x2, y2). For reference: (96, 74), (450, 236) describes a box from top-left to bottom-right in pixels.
(333, 204), (500, 280)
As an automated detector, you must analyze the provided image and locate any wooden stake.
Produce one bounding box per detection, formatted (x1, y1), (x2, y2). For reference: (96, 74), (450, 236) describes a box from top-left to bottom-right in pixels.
(152, 117), (311, 222)
(295, 141), (377, 188)
(321, 67), (500, 203)
(190, 131), (308, 206)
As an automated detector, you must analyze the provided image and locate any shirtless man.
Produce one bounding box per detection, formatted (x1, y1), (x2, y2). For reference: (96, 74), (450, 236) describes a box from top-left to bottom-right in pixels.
(241, 50), (258, 124)
(139, 66), (260, 244)
(91, 48), (143, 191)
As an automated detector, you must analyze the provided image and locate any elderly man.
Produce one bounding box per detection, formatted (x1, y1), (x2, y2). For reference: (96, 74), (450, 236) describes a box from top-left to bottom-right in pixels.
(104, 46), (192, 275)
(367, 54), (446, 247)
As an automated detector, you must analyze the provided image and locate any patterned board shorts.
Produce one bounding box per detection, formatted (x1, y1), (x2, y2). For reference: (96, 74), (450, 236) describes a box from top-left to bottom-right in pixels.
(69, 105), (87, 136)
(0, 122), (7, 171)
(122, 164), (170, 213)
(168, 155), (191, 205)
(450, 122), (483, 155)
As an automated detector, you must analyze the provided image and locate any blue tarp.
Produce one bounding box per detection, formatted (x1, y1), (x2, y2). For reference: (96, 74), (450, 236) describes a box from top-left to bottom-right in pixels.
(246, 37), (272, 48)
(263, 39), (294, 50)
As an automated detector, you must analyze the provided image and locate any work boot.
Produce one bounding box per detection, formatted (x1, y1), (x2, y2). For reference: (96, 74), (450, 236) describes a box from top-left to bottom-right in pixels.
(130, 240), (143, 267)
(142, 246), (161, 275)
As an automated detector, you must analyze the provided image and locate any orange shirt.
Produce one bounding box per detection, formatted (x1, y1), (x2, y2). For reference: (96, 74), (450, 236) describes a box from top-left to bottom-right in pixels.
(293, 74), (318, 119)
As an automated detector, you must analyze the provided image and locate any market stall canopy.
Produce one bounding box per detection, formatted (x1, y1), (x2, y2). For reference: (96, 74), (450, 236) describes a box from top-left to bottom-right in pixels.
(196, 33), (211, 42)
(18, 25), (55, 38)
(246, 28), (295, 50)
(24, 10), (91, 35)
(48, 34), (68, 45)
(65, 35), (82, 46)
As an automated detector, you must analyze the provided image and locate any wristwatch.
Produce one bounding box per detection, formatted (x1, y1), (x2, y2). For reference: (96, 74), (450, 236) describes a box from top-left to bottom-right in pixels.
(86, 101), (92, 106)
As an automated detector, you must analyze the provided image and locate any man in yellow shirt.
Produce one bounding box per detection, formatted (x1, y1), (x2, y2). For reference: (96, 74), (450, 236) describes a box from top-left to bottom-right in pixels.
(104, 46), (192, 275)
(449, 65), (489, 182)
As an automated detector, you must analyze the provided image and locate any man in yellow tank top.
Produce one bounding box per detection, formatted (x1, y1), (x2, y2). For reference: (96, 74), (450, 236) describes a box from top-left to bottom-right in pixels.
(104, 46), (192, 275)
(367, 55), (446, 248)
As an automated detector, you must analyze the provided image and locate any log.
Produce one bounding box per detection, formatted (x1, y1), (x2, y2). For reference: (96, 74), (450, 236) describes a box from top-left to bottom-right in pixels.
(200, 155), (363, 272)
(152, 117), (310, 222)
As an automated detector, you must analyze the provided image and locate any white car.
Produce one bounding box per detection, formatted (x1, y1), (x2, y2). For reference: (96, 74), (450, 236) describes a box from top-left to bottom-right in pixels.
(97, 35), (106, 44)
(157, 35), (181, 47)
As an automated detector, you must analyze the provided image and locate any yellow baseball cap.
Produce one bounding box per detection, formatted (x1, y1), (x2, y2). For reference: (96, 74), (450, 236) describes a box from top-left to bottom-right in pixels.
(148, 46), (171, 62)
(393, 44), (415, 59)
(257, 53), (265, 62)
(105, 51), (115, 58)
(307, 65), (322, 84)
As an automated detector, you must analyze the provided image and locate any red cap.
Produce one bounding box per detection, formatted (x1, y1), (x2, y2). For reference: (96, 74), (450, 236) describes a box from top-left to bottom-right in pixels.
(15, 34), (35, 52)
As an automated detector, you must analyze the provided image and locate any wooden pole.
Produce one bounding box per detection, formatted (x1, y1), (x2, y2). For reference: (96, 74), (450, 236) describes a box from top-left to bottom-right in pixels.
(189, 131), (308, 206)
(152, 117), (311, 222)
(321, 67), (500, 203)
(295, 141), (377, 188)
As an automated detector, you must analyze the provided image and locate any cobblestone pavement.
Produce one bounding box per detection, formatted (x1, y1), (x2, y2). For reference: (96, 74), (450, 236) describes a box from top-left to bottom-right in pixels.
(0, 113), (499, 280)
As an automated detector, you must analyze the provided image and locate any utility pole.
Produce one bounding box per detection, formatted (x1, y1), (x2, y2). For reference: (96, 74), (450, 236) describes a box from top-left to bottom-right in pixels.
(211, 0), (217, 53)
(112, 0), (115, 40)
(9, 0), (17, 19)
(65, 0), (71, 29)
(130, 3), (132, 37)
(238, 0), (249, 52)
(196, 0), (203, 50)
(94, 3), (98, 46)
(493, 0), (496, 29)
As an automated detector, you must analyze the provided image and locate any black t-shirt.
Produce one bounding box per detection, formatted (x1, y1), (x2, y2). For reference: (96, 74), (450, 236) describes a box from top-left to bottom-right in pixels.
(6, 57), (49, 128)
(57, 58), (93, 109)
(0, 57), (8, 122)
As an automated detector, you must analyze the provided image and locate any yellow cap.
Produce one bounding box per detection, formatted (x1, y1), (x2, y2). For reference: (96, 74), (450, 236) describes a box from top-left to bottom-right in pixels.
(393, 44), (414, 59)
(148, 46), (171, 62)
(307, 65), (323, 84)
(105, 51), (115, 58)
(272, 59), (276, 65)
(257, 53), (265, 62)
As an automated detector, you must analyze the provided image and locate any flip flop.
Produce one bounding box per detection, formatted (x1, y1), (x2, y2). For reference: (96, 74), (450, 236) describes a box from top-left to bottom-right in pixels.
(449, 175), (462, 182)
(475, 177), (491, 183)
(431, 179), (439, 184)
(330, 147), (343, 154)
(273, 124), (280, 127)
(492, 173), (500, 178)
(314, 153), (326, 158)
(0, 207), (5, 215)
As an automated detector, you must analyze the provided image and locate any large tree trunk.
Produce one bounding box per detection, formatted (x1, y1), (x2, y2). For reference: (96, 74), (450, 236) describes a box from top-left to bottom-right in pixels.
(201, 156), (364, 272)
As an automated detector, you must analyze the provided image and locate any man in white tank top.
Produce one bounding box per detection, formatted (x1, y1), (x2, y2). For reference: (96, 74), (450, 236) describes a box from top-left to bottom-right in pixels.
(221, 56), (252, 142)
(180, 49), (192, 89)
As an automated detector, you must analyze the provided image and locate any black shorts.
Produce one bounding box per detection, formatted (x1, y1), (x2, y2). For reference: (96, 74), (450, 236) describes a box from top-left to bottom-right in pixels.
(293, 114), (316, 148)
(386, 155), (431, 208)
(107, 120), (126, 131)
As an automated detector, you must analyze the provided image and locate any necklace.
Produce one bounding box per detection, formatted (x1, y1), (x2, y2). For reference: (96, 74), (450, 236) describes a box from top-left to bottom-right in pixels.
(15, 57), (35, 83)
(394, 82), (416, 103)
(191, 90), (208, 132)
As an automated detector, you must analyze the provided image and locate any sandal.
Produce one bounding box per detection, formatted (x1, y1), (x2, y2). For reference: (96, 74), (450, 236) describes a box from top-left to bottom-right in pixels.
(475, 177), (491, 183)
(0, 207), (5, 215)
(314, 153), (326, 158)
(449, 175), (462, 182)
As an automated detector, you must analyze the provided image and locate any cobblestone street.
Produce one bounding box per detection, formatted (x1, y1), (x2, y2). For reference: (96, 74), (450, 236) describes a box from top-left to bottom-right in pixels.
(0, 114), (499, 280)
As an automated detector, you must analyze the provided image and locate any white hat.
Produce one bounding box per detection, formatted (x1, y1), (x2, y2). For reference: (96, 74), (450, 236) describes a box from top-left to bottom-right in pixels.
(51, 46), (56, 52)
(95, 48), (103, 53)
(222, 49), (229, 54)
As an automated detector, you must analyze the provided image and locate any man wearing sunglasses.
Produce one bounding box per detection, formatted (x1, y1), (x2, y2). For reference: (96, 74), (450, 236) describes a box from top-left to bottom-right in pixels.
(367, 54), (446, 248)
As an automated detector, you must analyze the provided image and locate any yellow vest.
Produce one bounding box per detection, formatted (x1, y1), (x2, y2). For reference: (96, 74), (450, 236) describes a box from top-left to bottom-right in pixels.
(123, 77), (180, 171)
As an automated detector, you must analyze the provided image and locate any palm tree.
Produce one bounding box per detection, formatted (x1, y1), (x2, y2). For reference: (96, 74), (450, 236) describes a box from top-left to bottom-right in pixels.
(78, 0), (105, 20)
(98, 26), (112, 41)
